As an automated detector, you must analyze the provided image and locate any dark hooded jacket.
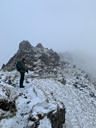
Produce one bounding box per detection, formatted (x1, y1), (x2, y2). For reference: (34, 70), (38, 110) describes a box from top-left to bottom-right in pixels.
(16, 60), (28, 73)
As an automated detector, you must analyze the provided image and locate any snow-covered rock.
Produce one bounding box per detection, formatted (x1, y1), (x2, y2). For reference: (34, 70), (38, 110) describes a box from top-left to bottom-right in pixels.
(2, 41), (60, 71)
(0, 71), (65, 128)
(0, 56), (96, 128)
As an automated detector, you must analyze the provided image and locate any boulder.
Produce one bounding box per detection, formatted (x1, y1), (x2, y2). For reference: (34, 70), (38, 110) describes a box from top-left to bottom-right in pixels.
(27, 102), (66, 128)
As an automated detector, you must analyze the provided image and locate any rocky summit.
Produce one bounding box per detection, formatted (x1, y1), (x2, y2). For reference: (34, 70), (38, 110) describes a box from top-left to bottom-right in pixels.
(1, 41), (96, 128)
(2, 40), (60, 71)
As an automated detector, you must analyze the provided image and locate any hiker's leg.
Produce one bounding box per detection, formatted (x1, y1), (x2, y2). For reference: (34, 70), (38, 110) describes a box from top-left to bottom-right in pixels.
(20, 72), (25, 87)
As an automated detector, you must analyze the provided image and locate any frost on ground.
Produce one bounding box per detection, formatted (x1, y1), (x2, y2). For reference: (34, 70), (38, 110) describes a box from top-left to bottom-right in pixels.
(0, 62), (96, 128)
(0, 70), (66, 128)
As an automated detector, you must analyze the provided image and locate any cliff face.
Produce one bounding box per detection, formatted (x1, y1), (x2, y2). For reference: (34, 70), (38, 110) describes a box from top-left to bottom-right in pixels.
(2, 41), (60, 71)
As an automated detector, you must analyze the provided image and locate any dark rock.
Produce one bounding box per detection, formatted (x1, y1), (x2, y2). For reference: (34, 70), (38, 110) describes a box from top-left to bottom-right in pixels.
(47, 103), (66, 128)
(73, 65), (76, 68)
(90, 92), (95, 98)
(73, 82), (78, 88)
(1, 64), (6, 69)
(36, 43), (44, 48)
(2, 40), (60, 72)
(8, 79), (12, 85)
(28, 102), (66, 128)
(0, 99), (16, 112)
(76, 76), (79, 79)
(84, 74), (89, 80)
(19, 40), (33, 52)
(39, 53), (49, 65)
(58, 78), (66, 85)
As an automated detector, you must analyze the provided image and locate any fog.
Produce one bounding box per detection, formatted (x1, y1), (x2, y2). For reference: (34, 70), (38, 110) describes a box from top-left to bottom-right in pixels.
(70, 51), (96, 78)
(0, 0), (96, 76)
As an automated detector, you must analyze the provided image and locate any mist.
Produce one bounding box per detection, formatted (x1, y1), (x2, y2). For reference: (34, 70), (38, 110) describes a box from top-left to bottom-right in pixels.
(0, 0), (96, 77)
(70, 51), (96, 79)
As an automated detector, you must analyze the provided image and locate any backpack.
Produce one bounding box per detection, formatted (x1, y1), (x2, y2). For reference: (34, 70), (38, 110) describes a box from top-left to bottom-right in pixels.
(16, 61), (22, 72)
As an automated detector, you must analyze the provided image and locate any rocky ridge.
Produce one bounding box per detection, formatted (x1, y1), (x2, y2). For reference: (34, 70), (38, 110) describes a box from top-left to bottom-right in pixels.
(2, 41), (60, 72)
(1, 41), (96, 128)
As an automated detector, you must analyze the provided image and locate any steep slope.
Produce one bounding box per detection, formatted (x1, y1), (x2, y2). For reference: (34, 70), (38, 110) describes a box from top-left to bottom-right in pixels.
(0, 59), (96, 128)
(2, 41), (60, 71)
(0, 71), (65, 128)
(1, 43), (96, 128)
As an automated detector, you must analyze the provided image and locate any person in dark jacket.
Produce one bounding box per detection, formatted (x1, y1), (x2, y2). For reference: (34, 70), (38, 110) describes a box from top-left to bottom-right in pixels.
(16, 58), (28, 88)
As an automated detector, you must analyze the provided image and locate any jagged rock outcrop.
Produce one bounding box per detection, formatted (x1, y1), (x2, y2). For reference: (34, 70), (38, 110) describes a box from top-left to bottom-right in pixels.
(2, 41), (60, 71)
(36, 43), (44, 48)
(0, 99), (16, 112)
(27, 102), (65, 128)
(47, 103), (65, 128)
(0, 97), (17, 120)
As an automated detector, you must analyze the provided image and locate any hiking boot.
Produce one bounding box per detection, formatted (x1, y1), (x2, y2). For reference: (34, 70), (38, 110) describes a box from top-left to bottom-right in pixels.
(20, 85), (25, 88)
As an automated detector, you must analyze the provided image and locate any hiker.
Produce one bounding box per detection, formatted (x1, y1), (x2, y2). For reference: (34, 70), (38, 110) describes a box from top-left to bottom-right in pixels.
(16, 58), (28, 88)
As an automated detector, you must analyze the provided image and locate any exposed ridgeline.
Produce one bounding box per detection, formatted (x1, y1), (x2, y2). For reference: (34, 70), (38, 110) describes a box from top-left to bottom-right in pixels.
(2, 41), (60, 71)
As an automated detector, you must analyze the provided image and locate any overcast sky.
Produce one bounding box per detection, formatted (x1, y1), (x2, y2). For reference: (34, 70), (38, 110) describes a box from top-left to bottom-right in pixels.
(0, 0), (96, 66)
